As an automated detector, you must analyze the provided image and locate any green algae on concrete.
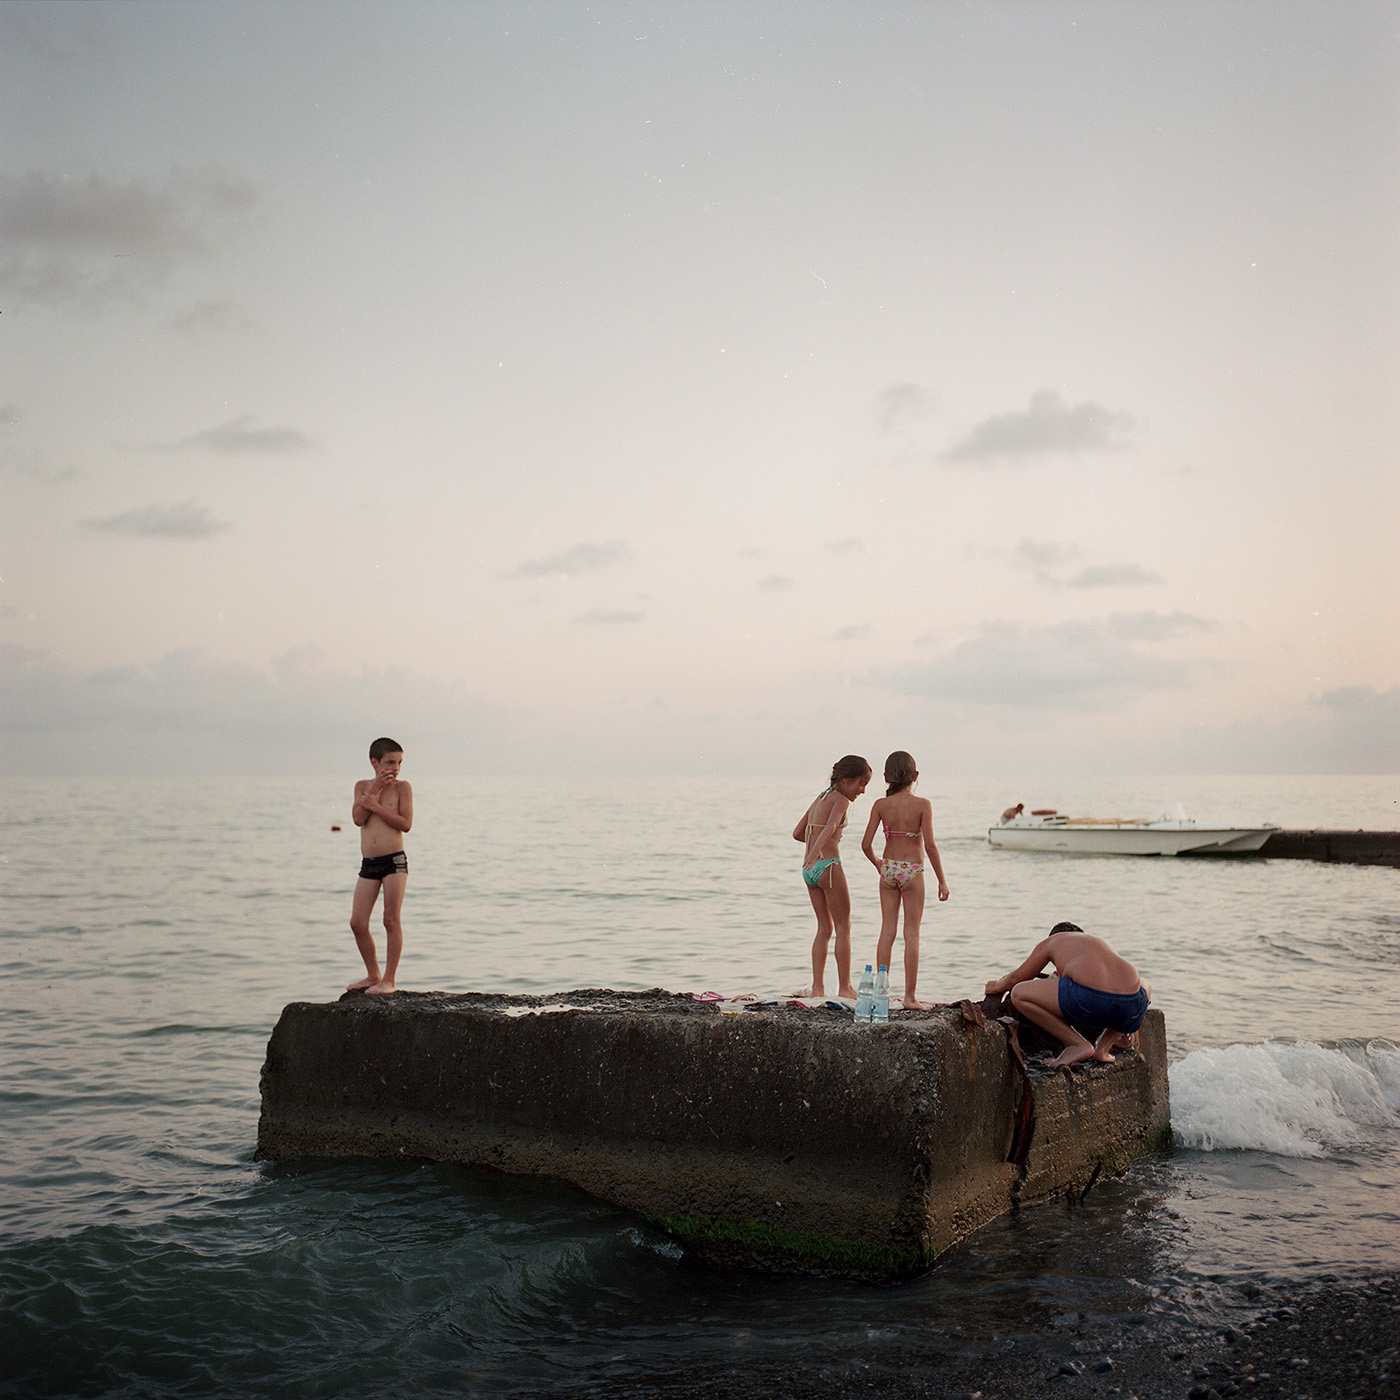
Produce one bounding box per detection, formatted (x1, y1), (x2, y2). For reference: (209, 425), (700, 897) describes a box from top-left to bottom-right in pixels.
(651, 1211), (934, 1279)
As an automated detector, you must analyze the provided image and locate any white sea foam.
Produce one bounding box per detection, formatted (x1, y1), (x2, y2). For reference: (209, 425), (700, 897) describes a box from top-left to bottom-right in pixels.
(1170, 1039), (1400, 1156)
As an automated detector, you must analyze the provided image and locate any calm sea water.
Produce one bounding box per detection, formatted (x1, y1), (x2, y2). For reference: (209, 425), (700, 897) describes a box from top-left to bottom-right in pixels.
(2, 773), (1398, 1397)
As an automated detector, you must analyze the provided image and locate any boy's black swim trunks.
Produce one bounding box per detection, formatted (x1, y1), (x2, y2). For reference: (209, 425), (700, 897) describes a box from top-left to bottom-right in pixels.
(358, 850), (408, 880)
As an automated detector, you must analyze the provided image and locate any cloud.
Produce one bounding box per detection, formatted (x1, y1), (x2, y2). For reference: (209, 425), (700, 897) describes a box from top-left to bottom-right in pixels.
(171, 299), (253, 335)
(1013, 538), (1079, 577)
(758, 574), (793, 593)
(84, 501), (231, 539)
(943, 390), (1134, 463)
(1105, 610), (1214, 642)
(834, 624), (873, 642)
(0, 166), (256, 306)
(573, 608), (643, 624)
(0, 643), (523, 774)
(1013, 538), (1162, 589)
(870, 615), (1200, 711)
(157, 415), (315, 454)
(875, 382), (931, 432)
(1165, 685), (1400, 773)
(1303, 686), (1400, 768)
(825, 537), (863, 555)
(0, 403), (79, 481)
(1313, 684), (1399, 716)
(1066, 563), (1165, 589)
(0, 8), (113, 66)
(1, 446), (77, 484)
(510, 539), (631, 578)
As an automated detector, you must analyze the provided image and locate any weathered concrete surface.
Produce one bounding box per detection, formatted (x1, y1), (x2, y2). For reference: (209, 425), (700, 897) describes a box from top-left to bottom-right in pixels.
(256, 989), (1169, 1278)
(1259, 829), (1400, 867)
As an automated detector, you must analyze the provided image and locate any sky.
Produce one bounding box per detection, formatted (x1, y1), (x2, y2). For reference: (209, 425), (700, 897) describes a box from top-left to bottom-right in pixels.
(2, 0), (1398, 777)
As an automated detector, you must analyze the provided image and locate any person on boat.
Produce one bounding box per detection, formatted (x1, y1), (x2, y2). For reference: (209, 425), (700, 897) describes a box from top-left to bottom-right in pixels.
(859, 751), (950, 1010)
(984, 922), (1150, 1068)
(1000, 802), (1024, 822)
(792, 755), (871, 1000)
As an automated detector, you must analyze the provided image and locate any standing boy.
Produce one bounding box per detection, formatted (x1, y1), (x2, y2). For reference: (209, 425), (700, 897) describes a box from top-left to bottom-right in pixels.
(348, 737), (413, 994)
(985, 921), (1150, 1068)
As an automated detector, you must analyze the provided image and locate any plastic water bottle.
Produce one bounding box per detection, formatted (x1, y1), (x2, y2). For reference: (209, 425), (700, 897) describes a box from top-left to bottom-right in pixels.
(854, 964), (874, 1023)
(872, 965), (890, 1024)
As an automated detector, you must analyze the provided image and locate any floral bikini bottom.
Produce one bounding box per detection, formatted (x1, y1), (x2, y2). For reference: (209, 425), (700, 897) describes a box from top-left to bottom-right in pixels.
(880, 859), (923, 890)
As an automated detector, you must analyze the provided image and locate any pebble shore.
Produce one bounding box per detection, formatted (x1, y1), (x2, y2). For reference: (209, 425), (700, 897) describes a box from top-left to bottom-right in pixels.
(572, 1274), (1399, 1400)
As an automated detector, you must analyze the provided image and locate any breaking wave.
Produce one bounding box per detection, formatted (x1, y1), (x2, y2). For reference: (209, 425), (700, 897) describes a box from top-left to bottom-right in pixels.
(1169, 1038), (1400, 1157)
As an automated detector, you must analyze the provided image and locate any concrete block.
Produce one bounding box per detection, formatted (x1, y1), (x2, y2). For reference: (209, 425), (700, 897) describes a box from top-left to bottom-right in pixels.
(256, 990), (1170, 1278)
(1260, 829), (1400, 867)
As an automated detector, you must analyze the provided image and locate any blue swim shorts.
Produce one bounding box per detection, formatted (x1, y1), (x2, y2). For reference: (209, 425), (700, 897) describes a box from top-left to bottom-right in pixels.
(1057, 976), (1148, 1034)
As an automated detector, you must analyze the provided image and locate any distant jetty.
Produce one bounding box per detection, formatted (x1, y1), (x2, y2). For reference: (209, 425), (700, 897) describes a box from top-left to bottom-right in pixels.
(1256, 829), (1400, 868)
(257, 990), (1170, 1279)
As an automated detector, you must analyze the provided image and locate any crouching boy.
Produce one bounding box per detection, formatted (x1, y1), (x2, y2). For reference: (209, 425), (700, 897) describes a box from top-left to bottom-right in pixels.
(985, 921), (1150, 1068)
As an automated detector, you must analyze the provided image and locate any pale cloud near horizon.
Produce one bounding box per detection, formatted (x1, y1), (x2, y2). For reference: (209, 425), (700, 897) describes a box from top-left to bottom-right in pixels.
(1167, 685), (1400, 773)
(84, 501), (230, 539)
(1066, 563), (1165, 589)
(1013, 539), (1164, 590)
(943, 390), (1135, 463)
(1309, 685), (1400, 769)
(1014, 539), (1079, 575)
(0, 643), (525, 773)
(509, 540), (632, 579)
(872, 616), (1201, 711)
(1106, 611), (1215, 643)
(573, 607), (644, 625)
(4, 642), (1393, 777)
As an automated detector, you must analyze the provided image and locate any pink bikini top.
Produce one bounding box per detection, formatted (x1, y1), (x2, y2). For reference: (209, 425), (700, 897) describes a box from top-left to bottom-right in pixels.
(884, 825), (918, 839)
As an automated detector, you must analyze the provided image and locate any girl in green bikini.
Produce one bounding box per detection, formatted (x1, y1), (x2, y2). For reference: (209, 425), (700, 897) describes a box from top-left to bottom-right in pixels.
(792, 755), (872, 999)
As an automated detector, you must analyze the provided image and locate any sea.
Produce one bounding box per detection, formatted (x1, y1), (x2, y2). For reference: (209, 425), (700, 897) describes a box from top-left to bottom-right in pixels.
(2, 773), (1398, 1398)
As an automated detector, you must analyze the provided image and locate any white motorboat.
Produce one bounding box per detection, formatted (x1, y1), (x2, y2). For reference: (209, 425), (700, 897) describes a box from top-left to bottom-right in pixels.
(988, 808), (1278, 856)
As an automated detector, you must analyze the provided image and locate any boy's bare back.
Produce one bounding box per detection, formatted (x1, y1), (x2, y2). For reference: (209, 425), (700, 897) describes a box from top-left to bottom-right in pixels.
(1043, 931), (1140, 995)
(986, 925), (1143, 1000)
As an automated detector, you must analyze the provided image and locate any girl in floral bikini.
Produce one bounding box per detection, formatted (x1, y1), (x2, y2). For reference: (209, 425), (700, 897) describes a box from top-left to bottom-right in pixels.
(860, 751), (949, 1010)
(792, 755), (872, 1000)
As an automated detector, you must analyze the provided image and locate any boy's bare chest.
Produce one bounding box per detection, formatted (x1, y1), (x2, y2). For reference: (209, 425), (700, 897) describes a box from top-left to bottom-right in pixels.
(358, 782), (401, 817)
